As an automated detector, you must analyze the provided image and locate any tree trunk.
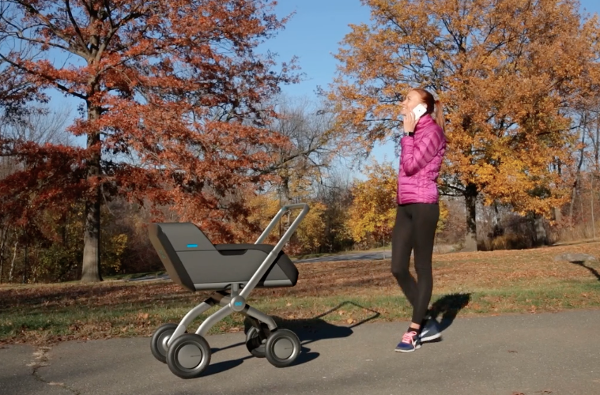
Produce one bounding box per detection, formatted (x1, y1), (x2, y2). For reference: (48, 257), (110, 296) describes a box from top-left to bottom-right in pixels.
(533, 214), (547, 246)
(464, 183), (478, 251)
(9, 240), (17, 282)
(0, 227), (5, 283)
(553, 207), (562, 223)
(81, 198), (102, 282)
(595, 114), (599, 168)
(570, 116), (587, 227)
(592, 172), (596, 239)
(81, 104), (103, 283)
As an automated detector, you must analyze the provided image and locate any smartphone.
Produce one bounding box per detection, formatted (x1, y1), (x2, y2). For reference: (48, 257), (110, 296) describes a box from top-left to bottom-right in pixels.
(412, 103), (427, 120)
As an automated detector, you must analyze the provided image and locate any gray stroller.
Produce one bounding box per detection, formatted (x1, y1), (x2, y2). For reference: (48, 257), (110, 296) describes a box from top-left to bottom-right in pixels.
(148, 203), (309, 379)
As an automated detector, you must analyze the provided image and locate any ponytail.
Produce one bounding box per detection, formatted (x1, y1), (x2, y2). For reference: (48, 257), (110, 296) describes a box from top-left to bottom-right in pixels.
(434, 100), (444, 133)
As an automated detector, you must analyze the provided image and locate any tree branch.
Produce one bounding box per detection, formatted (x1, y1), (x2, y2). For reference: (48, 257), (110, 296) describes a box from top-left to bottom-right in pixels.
(0, 53), (87, 100)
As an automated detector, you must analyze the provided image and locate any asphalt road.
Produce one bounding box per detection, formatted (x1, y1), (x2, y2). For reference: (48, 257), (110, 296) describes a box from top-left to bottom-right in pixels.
(2, 309), (600, 395)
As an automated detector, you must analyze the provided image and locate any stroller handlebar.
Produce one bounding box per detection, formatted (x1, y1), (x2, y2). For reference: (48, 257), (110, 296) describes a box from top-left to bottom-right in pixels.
(254, 203), (310, 245)
(240, 202), (309, 299)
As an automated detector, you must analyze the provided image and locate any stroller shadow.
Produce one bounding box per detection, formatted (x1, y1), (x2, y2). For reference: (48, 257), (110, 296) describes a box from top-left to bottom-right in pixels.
(203, 301), (380, 377)
(428, 293), (471, 332)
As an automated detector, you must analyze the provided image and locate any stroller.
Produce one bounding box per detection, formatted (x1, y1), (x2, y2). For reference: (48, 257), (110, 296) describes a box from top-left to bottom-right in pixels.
(148, 203), (309, 379)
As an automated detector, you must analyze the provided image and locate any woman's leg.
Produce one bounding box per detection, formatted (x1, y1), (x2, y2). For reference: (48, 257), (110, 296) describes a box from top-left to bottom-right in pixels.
(391, 204), (418, 308)
(410, 203), (440, 325)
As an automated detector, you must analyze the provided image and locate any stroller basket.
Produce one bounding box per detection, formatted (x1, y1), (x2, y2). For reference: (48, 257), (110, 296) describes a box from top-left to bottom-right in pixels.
(148, 223), (298, 291)
(148, 203), (309, 379)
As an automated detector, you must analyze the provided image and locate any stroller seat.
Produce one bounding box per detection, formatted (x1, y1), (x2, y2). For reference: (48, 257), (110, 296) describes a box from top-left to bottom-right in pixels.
(149, 222), (298, 292)
(148, 203), (309, 379)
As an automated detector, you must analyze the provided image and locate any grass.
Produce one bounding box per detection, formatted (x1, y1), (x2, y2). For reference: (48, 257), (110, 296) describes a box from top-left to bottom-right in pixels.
(1, 241), (600, 345)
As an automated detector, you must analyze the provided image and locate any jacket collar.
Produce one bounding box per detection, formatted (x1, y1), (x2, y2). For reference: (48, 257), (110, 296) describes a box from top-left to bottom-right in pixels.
(415, 114), (434, 132)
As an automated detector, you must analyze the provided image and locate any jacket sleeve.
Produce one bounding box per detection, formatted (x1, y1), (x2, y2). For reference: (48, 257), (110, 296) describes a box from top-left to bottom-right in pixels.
(400, 126), (444, 177)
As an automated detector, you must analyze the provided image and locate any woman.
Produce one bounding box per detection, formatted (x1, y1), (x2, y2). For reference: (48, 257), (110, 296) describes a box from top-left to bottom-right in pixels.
(393, 88), (446, 353)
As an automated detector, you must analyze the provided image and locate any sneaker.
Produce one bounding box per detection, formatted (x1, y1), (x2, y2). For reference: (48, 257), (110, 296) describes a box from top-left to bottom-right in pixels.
(419, 319), (442, 342)
(395, 329), (421, 352)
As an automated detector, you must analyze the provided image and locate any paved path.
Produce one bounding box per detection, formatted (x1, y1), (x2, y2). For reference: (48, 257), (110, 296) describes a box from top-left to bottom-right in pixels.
(2, 309), (599, 395)
(295, 251), (392, 263)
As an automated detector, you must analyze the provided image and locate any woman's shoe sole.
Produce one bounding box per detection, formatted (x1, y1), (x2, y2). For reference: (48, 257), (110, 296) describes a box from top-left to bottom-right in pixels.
(420, 332), (442, 342)
(395, 344), (421, 352)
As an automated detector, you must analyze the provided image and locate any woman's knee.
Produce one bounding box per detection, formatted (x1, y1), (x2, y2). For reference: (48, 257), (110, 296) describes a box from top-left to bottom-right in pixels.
(391, 265), (410, 281)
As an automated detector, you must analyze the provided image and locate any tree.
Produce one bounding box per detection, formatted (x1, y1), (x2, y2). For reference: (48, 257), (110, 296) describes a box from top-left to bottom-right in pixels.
(315, 169), (354, 253)
(264, 95), (339, 204)
(347, 160), (397, 247)
(328, 0), (600, 250)
(0, 0), (298, 281)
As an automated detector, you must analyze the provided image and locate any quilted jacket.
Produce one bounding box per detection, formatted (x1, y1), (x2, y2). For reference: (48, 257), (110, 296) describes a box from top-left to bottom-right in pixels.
(397, 114), (446, 205)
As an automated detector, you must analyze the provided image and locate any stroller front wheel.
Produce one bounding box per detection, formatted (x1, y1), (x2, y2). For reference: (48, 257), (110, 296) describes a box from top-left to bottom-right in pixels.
(265, 329), (301, 368)
(166, 334), (212, 379)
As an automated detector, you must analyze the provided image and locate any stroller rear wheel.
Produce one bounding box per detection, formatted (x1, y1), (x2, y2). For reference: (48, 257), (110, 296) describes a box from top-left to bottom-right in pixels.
(245, 323), (270, 358)
(166, 334), (211, 379)
(150, 323), (178, 363)
(265, 329), (301, 368)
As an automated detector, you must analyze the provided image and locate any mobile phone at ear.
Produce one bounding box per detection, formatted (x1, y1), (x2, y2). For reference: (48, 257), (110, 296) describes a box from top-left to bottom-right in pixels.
(412, 103), (427, 120)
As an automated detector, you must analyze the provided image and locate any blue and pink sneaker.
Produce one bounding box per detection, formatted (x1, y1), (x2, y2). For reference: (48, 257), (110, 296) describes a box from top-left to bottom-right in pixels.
(395, 329), (421, 352)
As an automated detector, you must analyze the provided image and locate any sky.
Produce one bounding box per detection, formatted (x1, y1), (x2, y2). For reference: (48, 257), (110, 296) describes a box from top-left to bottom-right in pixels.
(44, 0), (600, 177)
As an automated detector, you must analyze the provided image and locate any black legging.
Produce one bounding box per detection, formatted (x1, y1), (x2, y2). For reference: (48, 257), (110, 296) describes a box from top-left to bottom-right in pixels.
(391, 203), (439, 325)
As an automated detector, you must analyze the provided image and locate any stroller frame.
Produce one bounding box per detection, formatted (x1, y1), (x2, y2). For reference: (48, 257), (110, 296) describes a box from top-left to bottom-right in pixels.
(149, 203), (309, 379)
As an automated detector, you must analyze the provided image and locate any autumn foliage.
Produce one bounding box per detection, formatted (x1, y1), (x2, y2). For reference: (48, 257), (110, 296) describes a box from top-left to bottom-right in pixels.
(347, 161), (397, 247)
(0, 0), (298, 281)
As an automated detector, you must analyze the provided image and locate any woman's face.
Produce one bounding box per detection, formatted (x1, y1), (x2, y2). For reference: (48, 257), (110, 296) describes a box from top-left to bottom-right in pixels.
(400, 90), (424, 116)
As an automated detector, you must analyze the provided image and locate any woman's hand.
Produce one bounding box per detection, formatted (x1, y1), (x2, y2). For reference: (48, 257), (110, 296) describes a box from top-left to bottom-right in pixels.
(403, 111), (417, 133)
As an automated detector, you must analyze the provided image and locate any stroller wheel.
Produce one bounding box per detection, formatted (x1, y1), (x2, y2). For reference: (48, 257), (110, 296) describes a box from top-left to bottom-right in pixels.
(265, 329), (301, 368)
(166, 334), (211, 379)
(150, 323), (178, 363)
(245, 325), (269, 358)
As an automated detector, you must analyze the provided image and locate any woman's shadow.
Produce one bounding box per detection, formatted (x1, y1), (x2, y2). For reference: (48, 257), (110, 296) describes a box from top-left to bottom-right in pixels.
(203, 301), (380, 376)
(427, 292), (471, 332)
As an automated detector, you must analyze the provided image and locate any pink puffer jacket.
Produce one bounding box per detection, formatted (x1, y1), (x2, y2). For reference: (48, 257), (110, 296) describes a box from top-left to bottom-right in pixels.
(397, 114), (446, 205)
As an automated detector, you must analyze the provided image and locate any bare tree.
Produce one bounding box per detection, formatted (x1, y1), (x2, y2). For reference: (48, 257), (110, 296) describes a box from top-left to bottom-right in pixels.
(265, 94), (343, 203)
